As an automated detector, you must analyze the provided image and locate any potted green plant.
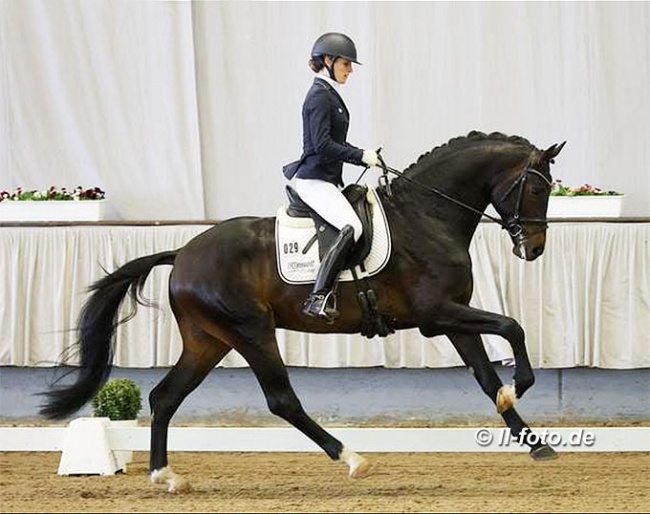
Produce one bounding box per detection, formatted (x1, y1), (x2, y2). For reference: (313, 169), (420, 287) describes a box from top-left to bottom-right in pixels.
(90, 378), (142, 469)
(92, 378), (142, 421)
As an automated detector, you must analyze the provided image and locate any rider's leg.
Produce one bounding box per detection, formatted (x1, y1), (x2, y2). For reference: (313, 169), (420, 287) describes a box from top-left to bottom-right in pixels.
(302, 224), (355, 322)
(293, 179), (363, 242)
(294, 179), (362, 322)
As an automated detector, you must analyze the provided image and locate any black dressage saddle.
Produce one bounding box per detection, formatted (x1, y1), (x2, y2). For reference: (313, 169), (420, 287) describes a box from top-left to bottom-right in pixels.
(284, 183), (374, 268)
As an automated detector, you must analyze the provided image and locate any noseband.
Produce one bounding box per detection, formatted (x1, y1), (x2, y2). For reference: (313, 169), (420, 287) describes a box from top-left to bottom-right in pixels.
(496, 167), (552, 237)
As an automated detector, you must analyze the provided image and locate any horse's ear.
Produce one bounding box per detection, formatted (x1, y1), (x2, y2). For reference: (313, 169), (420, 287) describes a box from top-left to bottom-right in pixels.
(542, 141), (566, 164)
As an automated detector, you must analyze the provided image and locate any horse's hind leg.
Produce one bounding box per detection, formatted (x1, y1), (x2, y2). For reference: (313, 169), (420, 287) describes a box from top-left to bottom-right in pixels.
(149, 317), (232, 493)
(446, 333), (557, 460)
(237, 332), (373, 478)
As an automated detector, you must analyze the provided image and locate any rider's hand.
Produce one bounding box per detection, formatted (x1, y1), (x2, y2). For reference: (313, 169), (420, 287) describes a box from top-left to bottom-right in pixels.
(362, 149), (380, 167)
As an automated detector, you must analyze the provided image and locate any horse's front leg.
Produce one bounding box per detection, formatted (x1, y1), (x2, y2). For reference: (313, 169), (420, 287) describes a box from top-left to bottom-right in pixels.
(423, 303), (536, 403)
(446, 332), (557, 460)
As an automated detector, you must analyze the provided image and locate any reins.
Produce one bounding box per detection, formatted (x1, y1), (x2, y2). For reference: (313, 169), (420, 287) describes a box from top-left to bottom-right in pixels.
(374, 154), (506, 227)
(365, 152), (551, 237)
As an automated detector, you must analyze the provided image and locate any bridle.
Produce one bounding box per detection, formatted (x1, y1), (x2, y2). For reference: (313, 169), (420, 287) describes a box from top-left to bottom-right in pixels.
(373, 154), (552, 238)
(494, 165), (552, 237)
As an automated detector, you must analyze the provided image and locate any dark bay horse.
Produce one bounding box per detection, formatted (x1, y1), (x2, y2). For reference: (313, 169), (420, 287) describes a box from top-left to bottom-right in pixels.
(41, 131), (565, 492)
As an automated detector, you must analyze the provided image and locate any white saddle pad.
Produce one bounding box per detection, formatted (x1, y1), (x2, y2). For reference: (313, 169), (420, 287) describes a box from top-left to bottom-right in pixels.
(275, 187), (391, 285)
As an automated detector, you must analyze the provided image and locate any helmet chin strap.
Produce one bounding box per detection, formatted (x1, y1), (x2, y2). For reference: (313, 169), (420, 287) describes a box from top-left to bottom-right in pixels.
(325, 56), (339, 81)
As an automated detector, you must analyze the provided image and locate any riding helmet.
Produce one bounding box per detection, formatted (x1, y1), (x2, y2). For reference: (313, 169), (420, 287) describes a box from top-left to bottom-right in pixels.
(311, 33), (361, 65)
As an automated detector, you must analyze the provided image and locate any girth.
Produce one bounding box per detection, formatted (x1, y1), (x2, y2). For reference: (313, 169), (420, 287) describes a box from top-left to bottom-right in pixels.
(284, 183), (374, 266)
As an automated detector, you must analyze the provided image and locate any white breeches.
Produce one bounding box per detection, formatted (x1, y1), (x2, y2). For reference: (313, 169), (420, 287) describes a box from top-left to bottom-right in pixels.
(294, 178), (363, 242)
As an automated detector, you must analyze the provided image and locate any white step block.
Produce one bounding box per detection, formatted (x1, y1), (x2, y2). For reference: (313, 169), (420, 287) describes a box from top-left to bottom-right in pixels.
(57, 417), (125, 476)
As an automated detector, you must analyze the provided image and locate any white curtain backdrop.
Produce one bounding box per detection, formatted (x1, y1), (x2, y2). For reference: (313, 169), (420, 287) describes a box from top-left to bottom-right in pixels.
(0, 1), (648, 371)
(1, 222), (648, 369)
(1, 0), (204, 219)
(1, 0), (649, 218)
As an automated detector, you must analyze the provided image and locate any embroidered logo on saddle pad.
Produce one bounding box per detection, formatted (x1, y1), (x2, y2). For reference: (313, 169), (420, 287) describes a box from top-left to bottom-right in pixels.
(275, 188), (391, 285)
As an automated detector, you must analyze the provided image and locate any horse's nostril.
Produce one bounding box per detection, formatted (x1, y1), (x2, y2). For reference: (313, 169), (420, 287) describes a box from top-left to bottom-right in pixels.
(532, 246), (543, 257)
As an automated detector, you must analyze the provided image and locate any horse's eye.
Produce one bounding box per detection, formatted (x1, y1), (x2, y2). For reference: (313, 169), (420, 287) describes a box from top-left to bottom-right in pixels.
(531, 187), (543, 196)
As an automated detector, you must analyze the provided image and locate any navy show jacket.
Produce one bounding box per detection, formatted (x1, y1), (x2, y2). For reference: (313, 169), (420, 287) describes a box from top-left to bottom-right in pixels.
(294, 77), (364, 187)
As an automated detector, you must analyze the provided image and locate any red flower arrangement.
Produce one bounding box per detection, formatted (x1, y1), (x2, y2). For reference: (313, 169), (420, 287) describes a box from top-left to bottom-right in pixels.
(550, 180), (622, 197)
(0, 186), (106, 202)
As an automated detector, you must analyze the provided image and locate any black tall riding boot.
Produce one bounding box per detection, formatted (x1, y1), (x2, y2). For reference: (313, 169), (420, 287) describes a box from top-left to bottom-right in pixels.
(302, 225), (355, 323)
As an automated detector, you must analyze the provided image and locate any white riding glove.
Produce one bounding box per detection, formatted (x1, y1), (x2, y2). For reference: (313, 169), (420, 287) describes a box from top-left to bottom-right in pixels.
(362, 149), (380, 167)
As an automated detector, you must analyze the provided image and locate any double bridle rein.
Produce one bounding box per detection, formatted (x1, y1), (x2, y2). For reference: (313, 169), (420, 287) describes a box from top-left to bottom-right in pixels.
(374, 155), (552, 238)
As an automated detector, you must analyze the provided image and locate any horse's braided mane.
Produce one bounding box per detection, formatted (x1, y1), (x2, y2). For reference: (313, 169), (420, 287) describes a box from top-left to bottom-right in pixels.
(404, 130), (536, 172)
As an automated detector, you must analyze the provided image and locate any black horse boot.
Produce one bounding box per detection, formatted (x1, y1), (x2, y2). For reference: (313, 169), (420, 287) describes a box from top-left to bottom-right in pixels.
(302, 225), (355, 323)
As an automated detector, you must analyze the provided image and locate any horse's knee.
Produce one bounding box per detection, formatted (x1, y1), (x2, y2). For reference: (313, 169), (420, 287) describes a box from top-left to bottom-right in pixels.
(501, 317), (525, 343)
(515, 371), (535, 397)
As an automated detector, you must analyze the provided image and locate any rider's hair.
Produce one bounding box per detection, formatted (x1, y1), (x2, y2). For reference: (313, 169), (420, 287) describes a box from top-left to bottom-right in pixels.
(309, 55), (326, 73)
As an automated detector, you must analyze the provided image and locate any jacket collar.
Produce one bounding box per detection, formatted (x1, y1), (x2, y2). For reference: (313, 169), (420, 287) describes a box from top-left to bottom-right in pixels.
(316, 72), (341, 91)
(313, 76), (349, 114)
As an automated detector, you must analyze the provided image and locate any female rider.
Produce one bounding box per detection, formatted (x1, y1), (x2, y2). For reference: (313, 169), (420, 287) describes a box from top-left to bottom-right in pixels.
(287, 32), (380, 322)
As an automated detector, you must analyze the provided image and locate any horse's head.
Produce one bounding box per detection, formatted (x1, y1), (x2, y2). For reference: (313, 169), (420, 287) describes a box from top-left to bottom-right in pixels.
(491, 141), (566, 261)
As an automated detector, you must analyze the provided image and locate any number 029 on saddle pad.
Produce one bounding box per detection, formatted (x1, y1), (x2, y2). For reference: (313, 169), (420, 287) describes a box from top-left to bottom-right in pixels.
(275, 188), (391, 285)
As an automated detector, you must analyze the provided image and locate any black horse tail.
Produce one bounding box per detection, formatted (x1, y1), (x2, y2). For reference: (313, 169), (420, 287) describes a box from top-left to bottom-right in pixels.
(39, 250), (178, 420)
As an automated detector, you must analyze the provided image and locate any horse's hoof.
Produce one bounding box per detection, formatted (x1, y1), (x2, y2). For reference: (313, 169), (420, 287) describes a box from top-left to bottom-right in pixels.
(530, 444), (558, 461)
(496, 384), (516, 414)
(151, 466), (193, 493)
(168, 478), (193, 494)
(349, 459), (374, 479)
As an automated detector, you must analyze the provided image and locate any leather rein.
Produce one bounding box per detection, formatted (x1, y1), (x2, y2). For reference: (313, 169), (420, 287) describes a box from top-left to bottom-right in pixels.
(373, 154), (552, 237)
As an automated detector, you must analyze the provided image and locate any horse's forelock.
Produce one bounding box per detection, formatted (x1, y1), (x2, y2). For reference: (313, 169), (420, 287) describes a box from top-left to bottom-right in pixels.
(528, 148), (554, 182)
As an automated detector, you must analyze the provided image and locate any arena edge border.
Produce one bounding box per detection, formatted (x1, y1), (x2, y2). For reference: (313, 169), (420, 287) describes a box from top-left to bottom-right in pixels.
(1, 426), (648, 452)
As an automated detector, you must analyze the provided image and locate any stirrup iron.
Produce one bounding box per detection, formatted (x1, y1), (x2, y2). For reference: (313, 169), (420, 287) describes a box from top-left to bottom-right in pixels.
(303, 290), (339, 323)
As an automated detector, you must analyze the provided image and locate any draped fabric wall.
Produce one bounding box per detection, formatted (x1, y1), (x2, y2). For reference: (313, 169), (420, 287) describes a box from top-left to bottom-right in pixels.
(1, 223), (648, 369)
(1, 1), (649, 219)
(1, 2), (649, 370)
(1, 0), (204, 219)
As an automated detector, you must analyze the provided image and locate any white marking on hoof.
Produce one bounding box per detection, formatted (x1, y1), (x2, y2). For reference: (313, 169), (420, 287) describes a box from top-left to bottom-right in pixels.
(150, 466), (192, 493)
(340, 446), (374, 479)
(496, 384), (517, 414)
